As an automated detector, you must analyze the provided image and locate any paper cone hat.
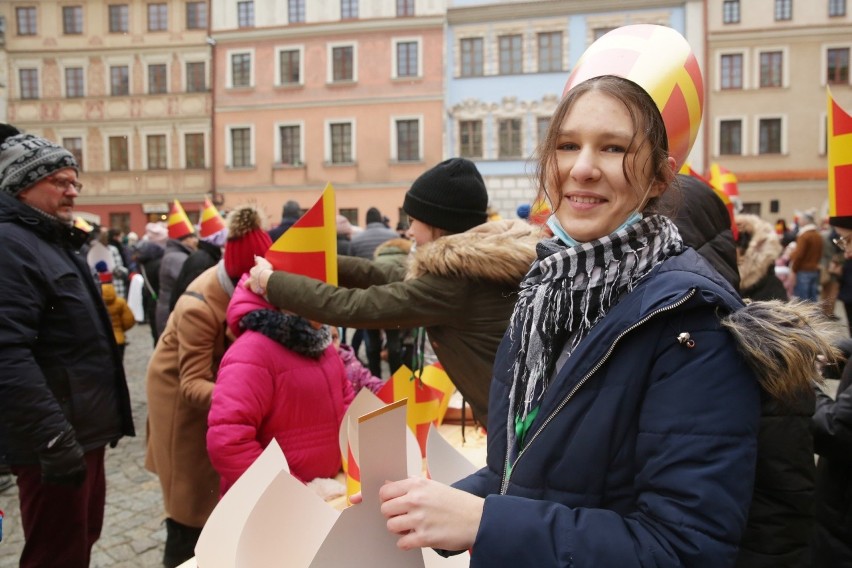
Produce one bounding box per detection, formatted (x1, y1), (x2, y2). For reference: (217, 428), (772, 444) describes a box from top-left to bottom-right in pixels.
(828, 89), (852, 228)
(265, 183), (338, 285)
(74, 216), (94, 233)
(199, 197), (226, 237)
(167, 199), (194, 239)
(563, 24), (704, 169)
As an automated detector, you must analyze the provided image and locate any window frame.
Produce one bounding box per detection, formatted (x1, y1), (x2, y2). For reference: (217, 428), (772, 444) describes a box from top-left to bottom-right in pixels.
(228, 49), (254, 88)
(186, 2), (207, 30)
(276, 46), (304, 86)
(326, 119), (356, 165)
(110, 65), (130, 96)
(145, 133), (169, 170)
(184, 132), (206, 169)
(108, 4), (129, 33)
(723, 0), (741, 24)
(392, 38), (421, 79)
(341, 0), (358, 20)
(185, 61), (207, 92)
(108, 135), (131, 171)
(16, 7), (37, 36)
(719, 52), (745, 90)
(65, 66), (85, 98)
(718, 118), (744, 156)
(147, 3), (168, 32)
(275, 122), (304, 166)
(757, 116), (784, 155)
(826, 46), (850, 85)
(537, 31), (563, 73)
(397, 0), (414, 17)
(497, 117), (523, 159)
(328, 43), (357, 83)
(459, 120), (483, 158)
(829, 0), (846, 16)
(237, 1), (254, 28)
(460, 37), (484, 78)
(498, 34), (523, 75)
(758, 50), (784, 88)
(227, 125), (254, 169)
(62, 6), (84, 35)
(774, 0), (792, 21)
(288, 0), (305, 23)
(391, 116), (422, 163)
(19, 68), (39, 100)
(62, 136), (85, 171)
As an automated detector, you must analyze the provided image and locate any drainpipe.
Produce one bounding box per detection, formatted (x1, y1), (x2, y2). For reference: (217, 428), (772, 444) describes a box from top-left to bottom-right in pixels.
(207, 10), (222, 207)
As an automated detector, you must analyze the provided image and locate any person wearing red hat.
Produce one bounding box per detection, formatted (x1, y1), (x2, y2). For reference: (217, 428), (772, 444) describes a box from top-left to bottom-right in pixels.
(363, 25), (838, 567)
(145, 204), (271, 567)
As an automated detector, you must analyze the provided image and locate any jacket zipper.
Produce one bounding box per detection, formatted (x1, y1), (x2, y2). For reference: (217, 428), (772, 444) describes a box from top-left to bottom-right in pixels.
(500, 288), (698, 495)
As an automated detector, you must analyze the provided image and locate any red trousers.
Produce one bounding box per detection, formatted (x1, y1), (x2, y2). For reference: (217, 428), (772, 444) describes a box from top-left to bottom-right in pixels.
(11, 447), (106, 568)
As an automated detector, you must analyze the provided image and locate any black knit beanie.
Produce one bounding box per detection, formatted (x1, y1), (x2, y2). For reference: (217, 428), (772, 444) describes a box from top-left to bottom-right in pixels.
(830, 216), (852, 230)
(403, 158), (488, 233)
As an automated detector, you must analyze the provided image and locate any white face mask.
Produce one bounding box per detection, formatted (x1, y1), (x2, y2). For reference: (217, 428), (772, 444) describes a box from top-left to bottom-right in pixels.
(548, 211), (643, 246)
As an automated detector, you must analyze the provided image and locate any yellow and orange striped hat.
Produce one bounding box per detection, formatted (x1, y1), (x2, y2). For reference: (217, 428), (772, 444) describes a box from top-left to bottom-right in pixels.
(167, 199), (195, 240)
(198, 197), (226, 238)
(562, 24), (704, 169)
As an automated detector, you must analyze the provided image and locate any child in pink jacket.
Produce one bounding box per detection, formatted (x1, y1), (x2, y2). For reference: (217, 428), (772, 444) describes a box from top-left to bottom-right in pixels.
(207, 276), (355, 496)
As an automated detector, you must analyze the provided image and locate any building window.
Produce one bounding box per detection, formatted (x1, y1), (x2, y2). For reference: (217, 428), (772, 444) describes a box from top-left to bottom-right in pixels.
(719, 120), (742, 155)
(237, 1), (254, 27)
(537, 116), (551, 145)
(186, 61), (206, 92)
(19, 69), (39, 100)
(720, 53), (743, 89)
(759, 51), (783, 88)
(148, 64), (167, 94)
(63, 6), (83, 34)
(538, 32), (562, 73)
(65, 67), (85, 98)
(148, 3), (168, 31)
(829, 0), (846, 16)
(63, 137), (84, 170)
(231, 53), (252, 87)
(775, 0), (792, 20)
(396, 41), (418, 78)
(499, 35), (523, 75)
(827, 48), (850, 84)
(279, 49), (300, 85)
(397, 0), (414, 16)
(332, 46), (354, 82)
(459, 120), (482, 158)
(279, 125), (301, 165)
(341, 0), (358, 19)
(110, 65), (130, 96)
(110, 213), (131, 235)
(330, 123), (353, 164)
(109, 136), (129, 171)
(498, 119), (522, 158)
(230, 128), (252, 168)
(147, 135), (167, 170)
(723, 0), (740, 23)
(759, 118), (782, 154)
(461, 38), (484, 77)
(593, 27), (616, 41)
(185, 133), (205, 169)
(396, 119), (419, 162)
(186, 2), (207, 29)
(288, 0), (305, 23)
(109, 5), (129, 33)
(16, 7), (37, 36)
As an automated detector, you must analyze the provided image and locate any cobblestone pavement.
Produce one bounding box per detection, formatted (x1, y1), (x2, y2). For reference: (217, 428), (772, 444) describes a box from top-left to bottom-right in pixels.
(1, 323), (166, 567)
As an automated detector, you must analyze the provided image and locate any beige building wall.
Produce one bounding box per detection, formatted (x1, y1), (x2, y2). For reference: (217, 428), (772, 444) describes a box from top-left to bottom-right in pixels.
(706, 0), (852, 224)
(211, 5), (445, 230)
(1, 0), (212, 233)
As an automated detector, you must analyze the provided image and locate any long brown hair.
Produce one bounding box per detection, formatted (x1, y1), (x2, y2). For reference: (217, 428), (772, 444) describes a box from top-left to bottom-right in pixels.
(534, 75), (674, 215)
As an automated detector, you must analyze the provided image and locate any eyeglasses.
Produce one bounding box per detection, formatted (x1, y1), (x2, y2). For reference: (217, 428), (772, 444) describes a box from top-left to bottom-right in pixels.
(833, 235), (851, 251)
(48, 176), (83, 193)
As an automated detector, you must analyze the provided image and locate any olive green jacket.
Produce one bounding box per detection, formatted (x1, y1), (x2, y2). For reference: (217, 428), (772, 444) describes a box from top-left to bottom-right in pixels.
(265, 219), (541, 424)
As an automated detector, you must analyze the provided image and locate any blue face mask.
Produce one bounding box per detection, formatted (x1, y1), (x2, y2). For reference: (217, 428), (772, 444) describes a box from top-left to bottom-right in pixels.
(547, 211), (643, 246)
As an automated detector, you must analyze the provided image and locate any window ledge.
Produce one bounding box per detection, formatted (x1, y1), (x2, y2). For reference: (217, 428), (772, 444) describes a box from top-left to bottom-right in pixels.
(273, 162), (305, 170)
(323, 161), (357, 167)
(326, 80), (357, 87)
(226, 165), (256, 171)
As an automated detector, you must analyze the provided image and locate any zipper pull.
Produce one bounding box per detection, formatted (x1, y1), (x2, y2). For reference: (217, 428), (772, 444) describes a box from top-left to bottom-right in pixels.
(677, 332), (695, 348)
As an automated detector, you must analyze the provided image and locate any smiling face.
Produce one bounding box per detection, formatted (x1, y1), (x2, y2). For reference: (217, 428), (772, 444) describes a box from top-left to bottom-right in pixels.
(536, 76), (675, 243)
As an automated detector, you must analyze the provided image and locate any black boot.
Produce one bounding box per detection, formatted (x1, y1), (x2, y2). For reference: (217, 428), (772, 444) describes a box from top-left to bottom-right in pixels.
(163, 518), (203, 567)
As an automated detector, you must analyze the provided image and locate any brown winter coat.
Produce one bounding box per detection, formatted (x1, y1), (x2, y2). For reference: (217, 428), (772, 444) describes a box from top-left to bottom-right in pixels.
(790, 226), (823, 273)
(144, 263), (234, 528)
(101, 282), (136, 345)
(265, 219), (542, 424)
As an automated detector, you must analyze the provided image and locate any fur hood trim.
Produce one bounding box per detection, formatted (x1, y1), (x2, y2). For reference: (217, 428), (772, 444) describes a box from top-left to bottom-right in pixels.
(721, 300), (842, 405)
(736, 214), (783, 291)
(375, 237), (413, 257)
(406, 219), (543, 286)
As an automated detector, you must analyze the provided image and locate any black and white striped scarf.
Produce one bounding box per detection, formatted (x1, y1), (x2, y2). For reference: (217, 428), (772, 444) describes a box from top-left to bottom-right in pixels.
(508, 214), (684, 421)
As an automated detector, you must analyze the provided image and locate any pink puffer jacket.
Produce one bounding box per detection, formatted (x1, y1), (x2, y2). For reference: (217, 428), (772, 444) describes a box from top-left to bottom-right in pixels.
(207, 281), (354, 495)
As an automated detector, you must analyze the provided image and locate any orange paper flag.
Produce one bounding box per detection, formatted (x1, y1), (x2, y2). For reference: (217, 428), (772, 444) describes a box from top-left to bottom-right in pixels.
(707, 163), (740, 200)
(828, 89), (852, 218)
(167, 199), (194, 239)
(681, 162), (738, 240)
(199, 197), (226, 237)
(265, 184), (337, 285)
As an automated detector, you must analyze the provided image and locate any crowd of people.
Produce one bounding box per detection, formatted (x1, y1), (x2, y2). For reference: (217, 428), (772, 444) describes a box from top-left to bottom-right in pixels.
(1, 22), (851, 568)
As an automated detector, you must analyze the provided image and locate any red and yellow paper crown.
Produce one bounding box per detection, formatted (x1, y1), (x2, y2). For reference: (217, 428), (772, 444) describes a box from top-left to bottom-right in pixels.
(199, 197), (226, 237)
(828, 88), (852, 221)
(563, 24), (704, 169)
(167, 199), (195, 239)
(73, 216), (94, 233)
(265, 183), (338, 285)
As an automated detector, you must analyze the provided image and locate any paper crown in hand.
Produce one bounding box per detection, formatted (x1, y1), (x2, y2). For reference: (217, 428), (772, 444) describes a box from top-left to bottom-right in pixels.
(563, 24), (704, 169)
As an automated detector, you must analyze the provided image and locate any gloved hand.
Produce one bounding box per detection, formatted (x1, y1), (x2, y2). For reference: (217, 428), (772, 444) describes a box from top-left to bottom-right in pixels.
(39, 427), (86, 486)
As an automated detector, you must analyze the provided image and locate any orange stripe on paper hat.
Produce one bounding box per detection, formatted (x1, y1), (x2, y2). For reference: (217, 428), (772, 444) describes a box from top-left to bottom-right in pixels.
(828, 88), (852, 227)
(199, 197), (226, 237)
(167, 199), (194, 239)
(562, 24), (704, 169)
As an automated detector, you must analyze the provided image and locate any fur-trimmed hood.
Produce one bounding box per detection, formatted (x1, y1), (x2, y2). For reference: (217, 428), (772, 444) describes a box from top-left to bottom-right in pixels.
(736, 214), (783, 291)
(406, 219), (543, 286)
(722, 299), (842, 405)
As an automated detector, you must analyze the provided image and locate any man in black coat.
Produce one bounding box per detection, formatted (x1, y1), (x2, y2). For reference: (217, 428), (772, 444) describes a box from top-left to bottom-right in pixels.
(0, 127), (135, 568)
